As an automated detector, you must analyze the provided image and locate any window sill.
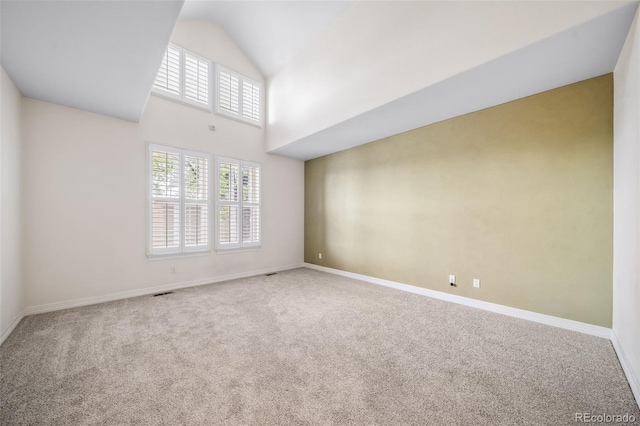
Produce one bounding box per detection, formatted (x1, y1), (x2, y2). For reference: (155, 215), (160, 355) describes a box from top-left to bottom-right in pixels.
(147, 251), (211, 261)
(214, 108), (262, 128)
(215, 246), (261, 255)
(151, 91), (212, 114)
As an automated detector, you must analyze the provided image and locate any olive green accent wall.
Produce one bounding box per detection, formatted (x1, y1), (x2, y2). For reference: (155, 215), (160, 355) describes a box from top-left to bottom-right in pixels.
(305, 74), (613, 327)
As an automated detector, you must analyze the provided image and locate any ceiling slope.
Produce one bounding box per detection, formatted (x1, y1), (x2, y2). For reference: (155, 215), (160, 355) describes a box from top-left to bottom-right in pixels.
(270, 2), (638, 161)
(179, 0), (353, 77)
(0, 0), (184, 122)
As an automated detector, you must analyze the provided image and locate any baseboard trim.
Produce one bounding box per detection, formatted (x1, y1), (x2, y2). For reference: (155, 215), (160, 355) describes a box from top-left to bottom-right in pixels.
(24, 263), (304, 316)
(1, 310), (25, 345)
(304, 263), (612, 339)
(611, 330), (640, 407)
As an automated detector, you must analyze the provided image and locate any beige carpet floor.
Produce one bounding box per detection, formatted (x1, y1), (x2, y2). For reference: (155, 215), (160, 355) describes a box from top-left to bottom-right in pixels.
(1, 268), (638, 425)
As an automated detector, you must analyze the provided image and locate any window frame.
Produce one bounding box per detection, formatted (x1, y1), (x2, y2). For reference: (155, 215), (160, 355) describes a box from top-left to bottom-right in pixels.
(214, 64), (263, 128)
(215, 156), (262, 251)
(151, 43), (213, 113)
(147, 142), (212, 258)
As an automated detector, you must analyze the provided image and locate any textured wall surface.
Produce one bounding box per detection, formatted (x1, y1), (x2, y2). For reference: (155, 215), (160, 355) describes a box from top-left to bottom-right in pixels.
(305, 74), (613, 327)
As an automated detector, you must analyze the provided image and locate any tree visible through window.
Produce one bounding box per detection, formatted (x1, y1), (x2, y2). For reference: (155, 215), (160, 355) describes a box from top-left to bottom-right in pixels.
(148, 144), (210, 256)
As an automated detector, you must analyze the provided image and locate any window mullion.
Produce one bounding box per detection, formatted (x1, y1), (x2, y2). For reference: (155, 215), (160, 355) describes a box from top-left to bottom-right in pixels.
(180, 150), (185, 252)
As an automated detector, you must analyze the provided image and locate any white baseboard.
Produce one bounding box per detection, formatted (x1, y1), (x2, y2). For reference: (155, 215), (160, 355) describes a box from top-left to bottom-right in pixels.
(1, 310), (25, 345)
(23, 263), (304, 316)
(304, 263), (612, 339)
(611, 330), (640, 407)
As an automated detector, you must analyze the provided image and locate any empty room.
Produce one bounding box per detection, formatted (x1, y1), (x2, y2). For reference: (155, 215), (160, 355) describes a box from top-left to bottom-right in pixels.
(1, 0), (639, 424)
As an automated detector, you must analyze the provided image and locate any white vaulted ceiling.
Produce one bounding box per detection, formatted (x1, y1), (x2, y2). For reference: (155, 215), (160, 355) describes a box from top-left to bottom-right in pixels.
(178, 0), (354, 77)
(270, 2), (638, 160)
(0, 0), (184, 122)
(265, 1), (639, 160)
(1, 0), (637, 158)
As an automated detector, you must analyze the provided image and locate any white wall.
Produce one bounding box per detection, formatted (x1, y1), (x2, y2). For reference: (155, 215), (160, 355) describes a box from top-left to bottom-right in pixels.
(267, 1), (628, 152)
(613, 6), (640, 405)
(1, 66), (24, 338)
(22, 21), (304, 310)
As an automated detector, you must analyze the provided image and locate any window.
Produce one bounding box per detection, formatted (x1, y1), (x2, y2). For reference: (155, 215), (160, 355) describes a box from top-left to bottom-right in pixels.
(148, 143), (211, 256)
(152, 43), (211, 111)
(152, 44), (262, 125)
(215, 64), (262, 126)
(216, 157), (261, 250)
(153, 44), (180, 97)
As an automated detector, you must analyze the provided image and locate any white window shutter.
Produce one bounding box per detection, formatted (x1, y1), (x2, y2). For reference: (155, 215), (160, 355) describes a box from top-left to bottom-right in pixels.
(218, 205), (239, 245)
(241, 164), (260, 244)
(151, 150), (181, 198)
(153, 44), (181, 96)
(214, 64), (262, 126)
(217, 160), (240, 248)
(242, 79), (260, 122)
(184, 52), (210, 106)
(216, 157), (261, 250)
(152, 202), (181, 249)
(217, 66), (240, 115)
(152, 44), (211, 111)
(184, 154), (209, 250)
(150, 146), (182, 253)
(218, 161), (240, 202)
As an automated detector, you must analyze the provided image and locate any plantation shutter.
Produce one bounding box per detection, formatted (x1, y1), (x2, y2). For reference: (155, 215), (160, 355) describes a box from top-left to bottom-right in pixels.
(153, 44), (181, 96)
(149, 145), (181, 254)
(218, 67), (240, 115)
(184, 52), (210, 106)
(184, 154), (210, 250)
(216, 158), (261, 250)
(148, 144), (211, 256)
(241, 164), (260, 244)
(214, 65), (262, 126)
(217, 160), (240, 247)
(242, 79), (261, 122)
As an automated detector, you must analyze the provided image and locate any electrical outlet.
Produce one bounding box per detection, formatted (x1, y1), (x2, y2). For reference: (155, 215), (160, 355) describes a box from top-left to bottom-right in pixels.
(319, 253), (322, 259)
(473, 279), (481, 288)
(449, 275), (456, 286)
(171, 267), (177, 274)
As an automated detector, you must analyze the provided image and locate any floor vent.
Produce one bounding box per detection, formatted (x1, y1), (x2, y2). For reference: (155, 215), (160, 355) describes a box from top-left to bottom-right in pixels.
(265, 273), (277, 276)
(153, 291), (174, 297)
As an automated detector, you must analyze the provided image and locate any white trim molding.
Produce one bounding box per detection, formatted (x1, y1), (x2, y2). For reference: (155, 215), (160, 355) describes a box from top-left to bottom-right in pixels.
(611, 331), (640, 407)
(304, 263), (612, 339)
(24, 263), (304, 316)
(1, 310), (25, 345)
